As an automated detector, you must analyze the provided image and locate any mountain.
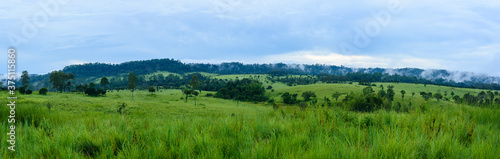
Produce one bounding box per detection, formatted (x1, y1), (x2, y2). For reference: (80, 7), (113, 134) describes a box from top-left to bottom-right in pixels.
(26, 58), (500, 90)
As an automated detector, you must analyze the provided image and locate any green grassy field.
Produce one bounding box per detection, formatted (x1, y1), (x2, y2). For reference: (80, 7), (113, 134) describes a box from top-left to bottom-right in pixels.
(1, 74), (499, 158)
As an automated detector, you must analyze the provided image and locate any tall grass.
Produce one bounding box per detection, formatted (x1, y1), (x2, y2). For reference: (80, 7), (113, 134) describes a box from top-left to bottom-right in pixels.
(1, 82), (499, 158)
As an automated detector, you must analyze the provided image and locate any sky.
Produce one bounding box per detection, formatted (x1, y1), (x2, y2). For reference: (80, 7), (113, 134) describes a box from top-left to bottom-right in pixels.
(1, 0), (499, 76)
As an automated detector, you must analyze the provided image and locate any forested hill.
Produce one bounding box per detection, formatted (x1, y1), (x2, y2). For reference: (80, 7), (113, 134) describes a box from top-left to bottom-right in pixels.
(28, 58), (500, 89)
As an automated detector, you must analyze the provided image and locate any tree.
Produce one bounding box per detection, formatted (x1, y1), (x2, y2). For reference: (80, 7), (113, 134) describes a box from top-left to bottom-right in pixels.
(148, 86), (156, 93)
(21, 70), (30, 88)
(100, 77), (109, 89)
(412, 91), (415, 97)
(302, 91), (316, 101)
(420, 92), (432, 101)
(39, 88), (48, 95)
(451, 91), (455, 96)
(49, 70), (75, 93)
(433, 93), (443, 101)
(193, 90), (199, 106)
(401, 90), (406, 100)
(332, 92), (342, 101)
(453, 95), (460, 103)
(281, 92), (297, 104)
(190, 75), (200, 91)
(386, 85), (395, 101)
(183, 89), (192, 102)
(127, 72), (139, 99)
(362, 87), (373, 96)
(85, 82), (99, 96)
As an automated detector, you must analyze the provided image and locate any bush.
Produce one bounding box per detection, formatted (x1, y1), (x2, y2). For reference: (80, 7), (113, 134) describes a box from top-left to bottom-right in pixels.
(302, 91), (316, 101)
(19, 86), (26, 94)
(205, 93), (214, 97)
(26, 89), (33, 94)
(148, 86), (156, 93)
(39, 88), (48, 95)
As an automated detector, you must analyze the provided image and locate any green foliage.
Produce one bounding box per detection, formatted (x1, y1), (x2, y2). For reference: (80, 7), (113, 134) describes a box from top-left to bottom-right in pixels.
(433, 93), (443, 101)
(49, 70), (74, 92)
(215, 78), (268, 102)
(266, 85), (273, 90)
(26, 89), (33, 94)
(272, 103), (279, 110)
(301, 91), (316, 101)
(281, 92), (298, 104)
(343, 91), (383, 112)
(100, 76), (109, 88)
(76, 139), (100, 157)
(19, 86), (26, 94)
(332, 91), (341, 101)
(117, 103), (127, 115)
(401, 90), (406, 100)
(39, 88), (48, 95)
(420, 92), (432, 101)
(386, 85), (395, 101)
(21, 70), (31, 87)
(148, 86), (156, 93)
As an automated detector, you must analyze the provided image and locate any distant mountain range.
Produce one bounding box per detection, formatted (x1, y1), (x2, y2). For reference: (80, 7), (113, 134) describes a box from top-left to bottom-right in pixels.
(13, 58), (500, 89)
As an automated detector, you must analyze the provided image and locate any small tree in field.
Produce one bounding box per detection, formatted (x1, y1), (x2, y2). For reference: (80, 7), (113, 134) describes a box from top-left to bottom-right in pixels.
(302, 91), (316, 101)
(127, 72), (138, 99)
(183, 89), (192, 102)
(332, 92), (341, 101)
(148, 86), (156, 93)
(401, 90), (406, 100)
(433, 93), (443, 101)
(193, 90), (199, 106)
(412, 91), (415, 97)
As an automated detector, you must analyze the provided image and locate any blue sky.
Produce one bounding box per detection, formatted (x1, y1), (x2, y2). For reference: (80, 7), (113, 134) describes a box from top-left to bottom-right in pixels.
(1, 0), (499, 76)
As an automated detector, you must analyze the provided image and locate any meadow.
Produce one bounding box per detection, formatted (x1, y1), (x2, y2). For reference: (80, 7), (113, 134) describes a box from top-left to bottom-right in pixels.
(1, 74), (499, 158)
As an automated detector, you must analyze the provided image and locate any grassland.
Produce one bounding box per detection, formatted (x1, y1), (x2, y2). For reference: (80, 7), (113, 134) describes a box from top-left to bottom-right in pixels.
(1, 74), (499, 158)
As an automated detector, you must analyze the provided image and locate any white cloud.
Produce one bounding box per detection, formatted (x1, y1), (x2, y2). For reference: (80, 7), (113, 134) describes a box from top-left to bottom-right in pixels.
(262, 50), (445, 69)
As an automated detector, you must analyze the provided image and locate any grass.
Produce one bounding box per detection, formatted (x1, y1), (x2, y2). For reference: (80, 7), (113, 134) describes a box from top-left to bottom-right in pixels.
(1, 75), (499, 158)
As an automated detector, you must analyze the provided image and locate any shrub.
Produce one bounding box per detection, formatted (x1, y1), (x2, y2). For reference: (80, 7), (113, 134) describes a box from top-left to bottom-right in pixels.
(26, 89), (33, 94)
(19, 86), (26, 94)
(301, 91), (316, 101)
(39, 88), (48, 95)
(148, 86), (156, 93)
(205, 93), (214, 97)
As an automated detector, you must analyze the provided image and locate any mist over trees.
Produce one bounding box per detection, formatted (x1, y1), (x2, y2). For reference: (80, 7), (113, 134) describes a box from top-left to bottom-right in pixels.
(26, 58), (500, 91)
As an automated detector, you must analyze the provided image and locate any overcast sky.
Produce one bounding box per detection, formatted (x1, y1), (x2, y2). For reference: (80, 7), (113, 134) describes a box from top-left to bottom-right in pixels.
(1, 0), (499, 76)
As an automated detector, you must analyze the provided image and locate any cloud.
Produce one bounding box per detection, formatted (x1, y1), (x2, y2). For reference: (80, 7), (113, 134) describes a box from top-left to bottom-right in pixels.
(261, 50), (446, 69)
(0, 0), (499, 77)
